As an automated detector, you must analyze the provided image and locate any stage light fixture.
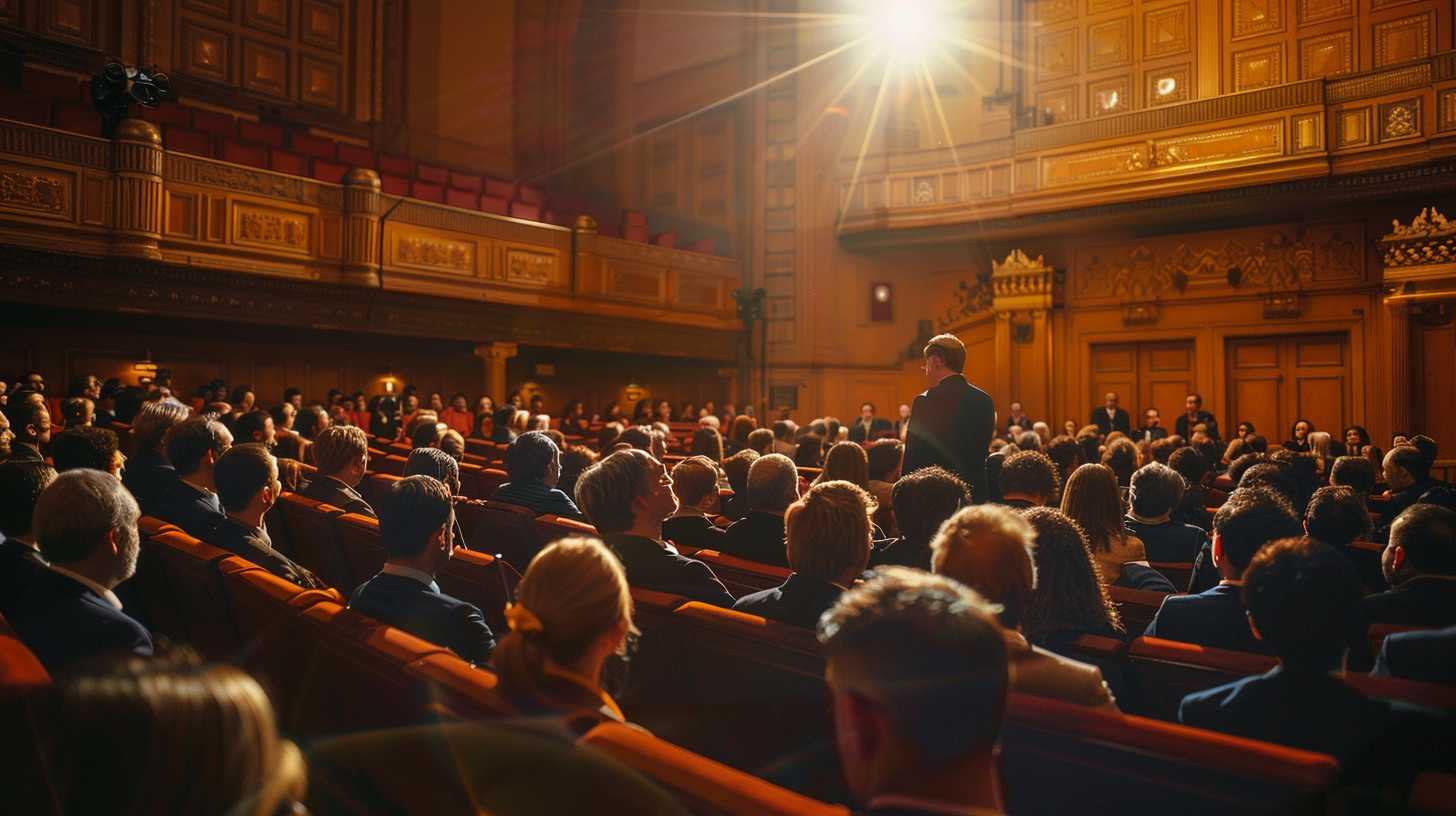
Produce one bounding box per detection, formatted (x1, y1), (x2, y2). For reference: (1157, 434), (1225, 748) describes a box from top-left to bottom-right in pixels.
(860, 0), (943, 51)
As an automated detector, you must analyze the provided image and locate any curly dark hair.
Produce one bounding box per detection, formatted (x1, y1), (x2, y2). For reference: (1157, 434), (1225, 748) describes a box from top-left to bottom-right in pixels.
(1020, 507), (1124, 641)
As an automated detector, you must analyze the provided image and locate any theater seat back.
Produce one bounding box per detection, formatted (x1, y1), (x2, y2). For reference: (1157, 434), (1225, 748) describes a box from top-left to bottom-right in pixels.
(629, 587), (691, 632)
(435, 549), (519, 637)
(690, 549), (790, 596)
(362, 472), (402, 512)
(1107, 585), (1170, 635)
(405, 652), (509, 721)
(275, 494), (351, 590)
(463, 500), (539, 570)
(0, 614), (56, 816)
(148, 530), (243, 659)
(1127, 636), (1278, 720)
(334, 512), (387, 593)
(533, 514), (597, 546)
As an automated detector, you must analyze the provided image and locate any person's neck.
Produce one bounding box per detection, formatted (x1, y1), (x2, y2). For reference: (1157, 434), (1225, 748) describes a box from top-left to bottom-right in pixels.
(876, 752), (1002, 814)
(623, 518), (663, 541)
(180, 470), (215, 492)
(229, 504), (267, 530)
(670, 505), (708, 519)
(54, 557), (118, 590)
(1001, 492), (1043, 506)
(387, 555), (438, 580)
(1127, 510), (1170, 524)
(928, 370), (955, 388)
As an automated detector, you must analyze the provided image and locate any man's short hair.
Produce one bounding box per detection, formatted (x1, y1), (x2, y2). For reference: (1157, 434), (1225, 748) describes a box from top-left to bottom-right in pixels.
(1243, 537), (1363, 670)
(504, 431), (558, 482)
(1387, 445), (1429, 482)
(722, 449), (760, 495)
(2, 399), (47, 439)
(1237, 463), (1299, 507)
(1390, 503), (1456, 575)
(746, 427), (775, 454)
(771, 420), (794, 441)
(380, 475), (453, 559)
(1330, 456), (1376, 495)
(404, 447), (460, 495)
(164, 418), (230, 477)
(410, 419), (443, 449)
(439, 429), (465, 461)
(923, 333), (967, 373)
(866, 439), (904, 482)
(746, 453), (799, 513)
(930, 504), (1037, 629)
(312, 425), (368, 476)
(1015, 431), (1042, 452)
(34, 468), (139, 565)
(1167, 446), (1208, 486)
(1244, 434), (1269, 453)
(0, 461), (56, 537)
(818, 566), (1007, 764)
(1212, 488), (1302, 574)
(1408, 435), (1438, 470)
(998, 450), (1057, 501)
(575, 449), (655, 534)
(670, 456), (719, 507)
(892, 466), (970, 545)
(60, 396), (92, 426)
(213, 444), (276, 513)
(1129, 462), (1186, 518)
(617, 426), (653, 451)
(49, 427), (119, 473)
(786, 481), (873, 581)
(234, 410), (271, 442)
(1303, 486), (1371, 549)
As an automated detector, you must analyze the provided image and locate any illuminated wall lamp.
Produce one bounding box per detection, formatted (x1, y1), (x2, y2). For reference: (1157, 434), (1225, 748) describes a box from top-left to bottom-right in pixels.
(870, 282), (893, 322)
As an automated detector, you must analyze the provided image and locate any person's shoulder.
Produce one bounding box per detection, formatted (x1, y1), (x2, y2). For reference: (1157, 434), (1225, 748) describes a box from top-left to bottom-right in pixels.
(1179, 674), (1253, 721)
(732, 585), (780, 612)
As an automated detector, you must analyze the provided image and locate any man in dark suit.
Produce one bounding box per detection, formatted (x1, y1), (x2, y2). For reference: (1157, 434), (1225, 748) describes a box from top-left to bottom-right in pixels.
(847, 402), (893, 443)
(1174, 393), (1219, 440)
(2, 398), (51, 464)
(870, 466), (969, 571)
(350, 475), (495, 665)
(734, 481), (872, 628)
(1125, 462), (1208, 565)
(492, 431), (585, 520)
(1004, 401), (1032, 433)
(1089, 392), (1131, 436)
(8, 469), (153, 673)
(1137, 408), (1169, 443)
(575, 449), (733, 606)
(1374, 625), (1456, 684)
(1145, 488), (1302, 653)
(152, 416), (232, 537)
(301, 424), (376, 517)
(1376, 446), (1438, 539)
(0, 461), (57, 615)
(662, 456), (727, 550)
(901, 334), (996, 503)
(721, 454), (800, 567)
(204, 444), (324, 589)
(1365, 503), (1456, 627)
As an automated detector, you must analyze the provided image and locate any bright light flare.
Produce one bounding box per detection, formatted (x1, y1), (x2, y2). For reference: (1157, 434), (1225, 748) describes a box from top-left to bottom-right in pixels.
(857, 0), (947, 52)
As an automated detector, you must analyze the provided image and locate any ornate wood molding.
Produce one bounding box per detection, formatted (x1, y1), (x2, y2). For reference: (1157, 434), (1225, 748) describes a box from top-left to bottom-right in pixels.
(1382, 207), (1456, 301)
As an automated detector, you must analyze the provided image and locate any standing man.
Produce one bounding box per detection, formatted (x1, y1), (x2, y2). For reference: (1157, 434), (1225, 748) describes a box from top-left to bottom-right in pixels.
(902, 334), (996, 504)
(1090, 392), (1131, 436)
(1175, 393), (1219, 440)
(848, 402), (892, 443)
(1138, 408), (1169, 442)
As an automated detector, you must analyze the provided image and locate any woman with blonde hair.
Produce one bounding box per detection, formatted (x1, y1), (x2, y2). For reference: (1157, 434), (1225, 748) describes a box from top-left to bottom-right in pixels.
(494, 536), (638, 731)
(1306, 430), (1334, 477)
(815, 440), (870, 489)
(49, 649), (306, 815)
(1061, 463), (1145, 585)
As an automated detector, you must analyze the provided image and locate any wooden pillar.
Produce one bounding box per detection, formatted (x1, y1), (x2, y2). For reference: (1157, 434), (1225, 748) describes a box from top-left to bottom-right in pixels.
(1386, 301), (1411, 440)
(111, 119), (164, 260)
(990, 250), (1059, 421)
(475, 341), (518, 402)
(341, 168), (383, 288)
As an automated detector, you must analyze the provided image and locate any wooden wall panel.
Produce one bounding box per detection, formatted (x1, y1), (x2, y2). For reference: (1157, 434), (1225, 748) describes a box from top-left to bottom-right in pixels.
(1089, 340), (1195, 423)
(1226, 333), (1349, 441)
(1415, 319), (1455, 447)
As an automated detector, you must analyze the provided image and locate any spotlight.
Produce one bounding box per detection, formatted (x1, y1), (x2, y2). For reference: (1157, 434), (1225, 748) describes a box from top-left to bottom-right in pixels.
(91, 61), (173, 138)
(861, 0), (943, 51)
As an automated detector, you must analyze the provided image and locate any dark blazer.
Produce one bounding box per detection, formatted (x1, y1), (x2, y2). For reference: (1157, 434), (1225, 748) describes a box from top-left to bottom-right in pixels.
(720, 511), (788, 567)
(1374, 625), (1456, 684)
(1174, 411), (1219, 440)
(204, 516), (323, 589)
(1090, 407), (1131, 435)
(350, 572), (495, 664)
(0, 538), (49, 617)
(1171, 488), (1213, 532)
(8, 567), (153, 673)
(902, 374), (996, 503)
(1144, 583), (1272, 655)
(869, 536), (932, 571)
(1377, 480), (1435, 535)
(1115, 563), (1178, 593)
(1136, 425), (1170, 443)
(492, 479), (585, 520)
(661, 514), (726, 551)
(302, 475), (376, 517)
(1006, 413), (1032, 431)
(846, 417), (892, 443)
(1124, 516), (1205, 563)
(4, 442), (45, 464)
(122, 451), (176, 517)
(152, 475), (226, 538)
(1362, 576), (1456, 627)
(732, 573), (844, 629)
(601, 533), (734, 607)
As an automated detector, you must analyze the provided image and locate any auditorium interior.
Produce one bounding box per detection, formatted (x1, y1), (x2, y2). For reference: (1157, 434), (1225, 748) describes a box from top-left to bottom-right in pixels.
(2, 0), (1456, 813)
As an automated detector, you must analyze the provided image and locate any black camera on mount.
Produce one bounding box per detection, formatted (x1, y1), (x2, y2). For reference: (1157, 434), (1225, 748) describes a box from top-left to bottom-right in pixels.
(91, 61), (173, 138)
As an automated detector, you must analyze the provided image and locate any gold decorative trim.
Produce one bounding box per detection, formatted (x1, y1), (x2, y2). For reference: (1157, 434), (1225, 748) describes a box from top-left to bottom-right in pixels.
(394, 234), (476, 273)
(1153, 120), (1285, 168)
(232, 204), (311, 253)
(1326, 61), (1430, 103)
(0, 119), (111, 169)
(1041, 142), (1148, 188)
(0, 165), (72, 219)
(1380, 99), (1421, 141)
(166, 154), (338, 207)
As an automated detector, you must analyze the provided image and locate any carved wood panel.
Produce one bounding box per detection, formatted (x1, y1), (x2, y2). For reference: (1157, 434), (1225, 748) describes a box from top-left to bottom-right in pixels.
(1226, 333), (1349, 439)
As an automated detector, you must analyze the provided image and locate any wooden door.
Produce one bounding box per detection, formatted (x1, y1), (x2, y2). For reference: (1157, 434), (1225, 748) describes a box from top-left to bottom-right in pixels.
(1089, 341), (1196, 427)
(1225, 334), (1349, 443)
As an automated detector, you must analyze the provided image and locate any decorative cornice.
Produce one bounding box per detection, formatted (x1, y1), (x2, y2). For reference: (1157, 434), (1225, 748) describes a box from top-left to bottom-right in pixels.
(992, 249), (1058, 311)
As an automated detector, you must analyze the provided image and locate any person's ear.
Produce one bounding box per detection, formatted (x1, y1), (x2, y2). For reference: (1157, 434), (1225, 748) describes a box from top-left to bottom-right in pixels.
(1211, 532), (1224, 569)
(105, 527), (121, 557)
(1246, 611), (1263, 641)
(843, 690), (881, 762)
(1391, 544), (1406, 573)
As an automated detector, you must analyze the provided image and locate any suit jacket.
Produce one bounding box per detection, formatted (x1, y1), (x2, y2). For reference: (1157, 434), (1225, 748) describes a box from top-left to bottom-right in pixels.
(1171, 488), (1213, 532)
(732, 573), (844, 629)
(1090, 407), (1131, 435)
(1362, 575), (1456, 627)
(4, 442), (45, 464)
(350, 571), (495, 664)
(661, 514), (726, 551)
(847, 417), (892, 443)
(1114, 563), (1178, 593)
(902, 374), (996, 503)
(8, 567), (152, 673)
(1144, 583), (1272, 655)
(1124, 516), (1205, 563)
(204, 516), (323, 589)
(302, 475), (376, 518)
(1374, 625), (1456, 684)
(1174, 411), (1219, 440)
(1005, 413), (1032, 432)
(720, 511), (788, 567)
(1005, 628), (1118, 710)
(151, 474), (226, 538)
(0, 538), (49, 617)
(122, 451), (176, 517)
(493, 479), (585, 520)
(601, 533), (734, 607)
(1136, 425), (1169, 443)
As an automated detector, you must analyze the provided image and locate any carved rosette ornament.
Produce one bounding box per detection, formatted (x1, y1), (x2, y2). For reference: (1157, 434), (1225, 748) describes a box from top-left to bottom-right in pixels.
(991, 249), (1058, 312)
(111, 119), (164, 260)
(1381, 207), (1456, 302)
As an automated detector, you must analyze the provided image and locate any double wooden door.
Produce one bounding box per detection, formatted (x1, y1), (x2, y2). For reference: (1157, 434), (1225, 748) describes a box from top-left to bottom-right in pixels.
(1089, 341), (1196, 426)
(1225, 334), (1350, 443)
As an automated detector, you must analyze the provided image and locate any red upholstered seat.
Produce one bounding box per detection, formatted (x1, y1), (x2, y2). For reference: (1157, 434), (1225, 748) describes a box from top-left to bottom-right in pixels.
(652, 230), (677, 248)
(238, 120), (284, 147)
(268, 148), (309, 176)
(147, 530), (245, 658)
(369, 454), (406, 476)
(533, 514), (597, 546)
(289, 130), (337, 159)
(311, 158), (349, 183)
(336, 142), (376, 168)
(405, 652), (509, 719)
(362, 472), (403, 510)
(479, 194), (509, 215)
(508, 200), (541, 221)
(221, 140), (268, 168)
(484, 177), (515, 199)
(1108, 585), (1171, 634)
(380, 173), (411, 196)
(137, 515), (180, 540)
(622, 223), (649, 242)
(686, 237), (716, 254)
(690, 549), (790, 595)
(449, 170), (482, 192)
(446, 187), (478, 209)
(273, 493), (352, 590)
(0, 614), (50, 695)
(378, 152), (414, 177)
(334, 512), (387, 591)
(1149, 561), (1194, 589)
(220, 559), (343, 650)
(435, 549), (520, 636)
(515, 182), (546, 204)
(629, 587), (691, 631)
(412, 180), (445, 203)
(52, 101), (97, 135)
(459, 500), (538, 569)
(1127, 635), (1278, 719)
(416, 162), (448, 185)
(190, 108), (236, 138)
(163, 126), (213, 156)
(474, 467), (508, 498)
(0, 613), (53, 816)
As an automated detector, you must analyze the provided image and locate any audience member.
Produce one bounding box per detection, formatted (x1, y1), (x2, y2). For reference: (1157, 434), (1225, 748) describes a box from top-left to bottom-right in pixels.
(206, 444), (322, 588)
(122, 400), (190, 513)
(556, 444), (597, 502)
(1373, 624), (1456, 685)
(235, 409), (277, 450)
(489, 405), (518, 444)
(1167, 446), (1213, 530)
(49, 426), (124, 477)
(1379, 446), (1436, 533)
(735, 481), (874, 628)
(1061, 463), (1145, 585)
(865, 438), (903, 514)
(8, 469), (152, 672)
(901, 334), (996, 502)
(493, 431), (585, 520)
(0, 461), (57, 614)
(746, 427), (775, 455)
(1043, 436), (1082, 493)
(720, 448), (759, 520)
(1145, 488), (1301, 653)
(1303, 485), (1373, 556)
(1175, 393), (1219, 440)
(1090, 392), (1131, 436)
(1331, 455), (1377, 496)
(154, 417), (232, 537)
(662, 456), (726, 549)
(1021, 507), (1126, 651)
(1101, 437), (1139, 487)
(574, 449), (732, 606)
(1124, 462), (1206, 569)
(998, 449), (1057, 508)
(872, 466), (968, 570)
(721, 453), (800, 567)
(439, 428), (465, 461)
(403, 447), (469, 551)
(818, 568), (1009, 815)
(1365, 503), (1456, 627)
(931, 504), (1118, 710)
(2, 398), (52, 463)
(302, 425), (375, 517)
(0, 408), (11, 459)
(351, 475), (495, 664)
(689, 426), (724, 462)
(59, 396), (94, 428)
(793, 435), (823, 468)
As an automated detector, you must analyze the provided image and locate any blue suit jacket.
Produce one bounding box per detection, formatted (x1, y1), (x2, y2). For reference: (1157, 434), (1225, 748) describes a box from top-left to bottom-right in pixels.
(732, 573), (844, 630)
(152, 474), (226, 538)
(1144, 583), (1271, 655)
(1374, 625), (1456, 685)
(493, 479), (585, 520)
(8, 567), (153, 674)
(350, 572), (495, 664)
